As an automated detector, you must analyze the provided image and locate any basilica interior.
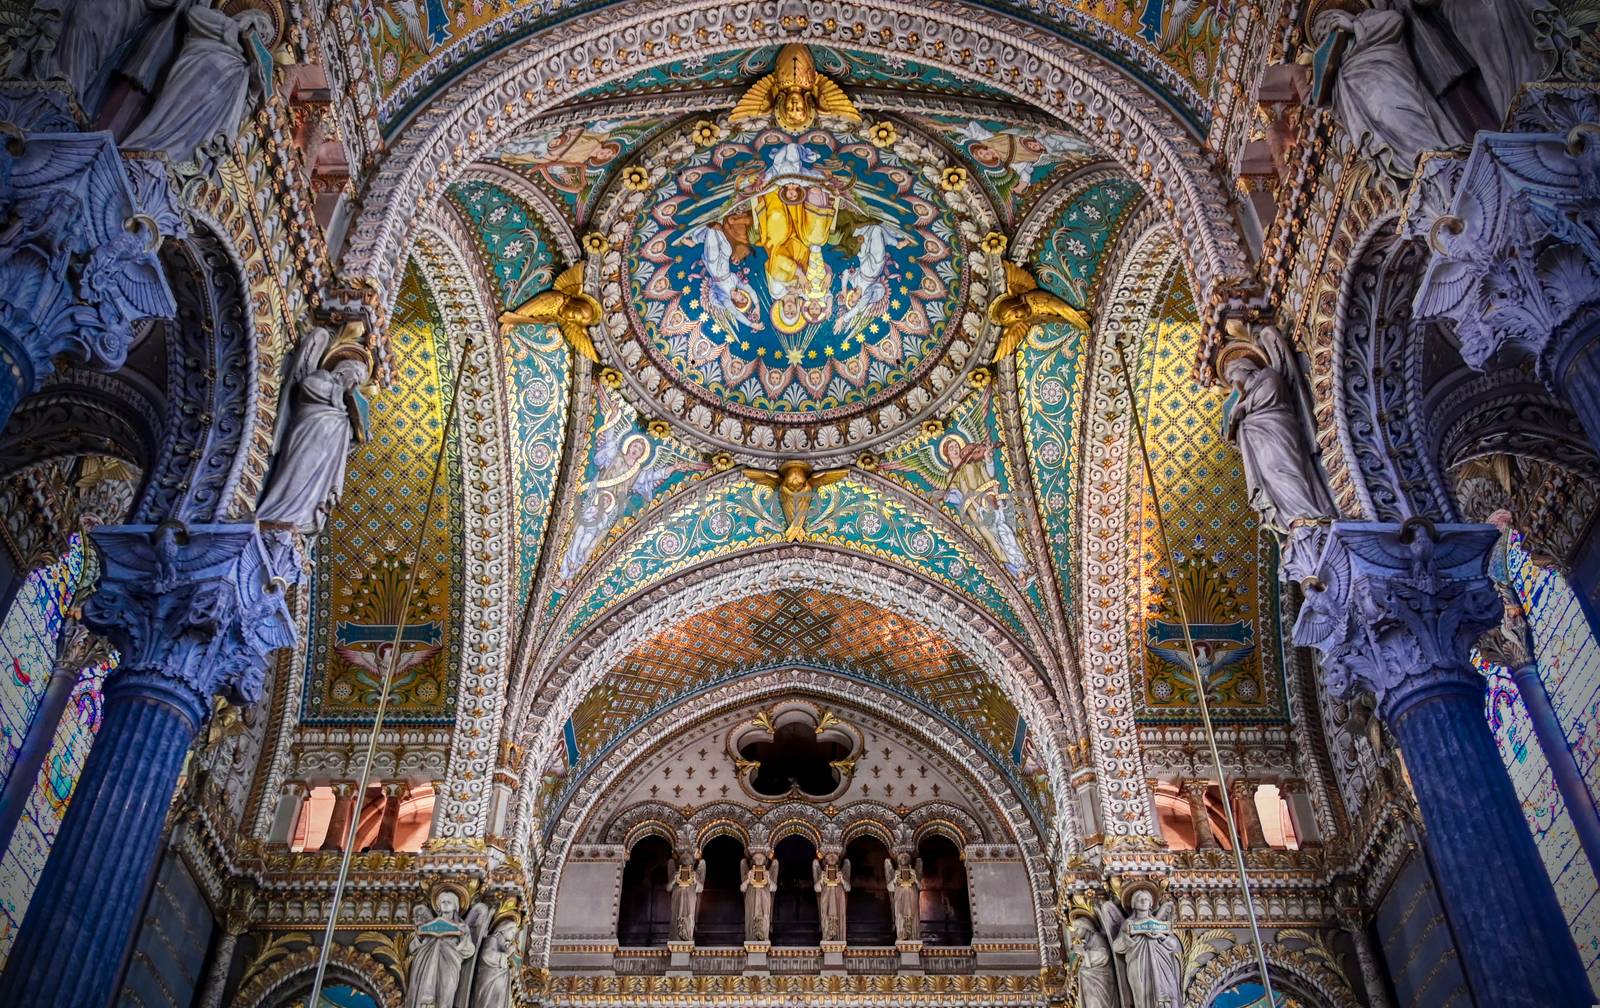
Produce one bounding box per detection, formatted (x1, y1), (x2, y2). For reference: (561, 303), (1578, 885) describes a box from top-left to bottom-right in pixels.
(0, 0), (1596, 1006)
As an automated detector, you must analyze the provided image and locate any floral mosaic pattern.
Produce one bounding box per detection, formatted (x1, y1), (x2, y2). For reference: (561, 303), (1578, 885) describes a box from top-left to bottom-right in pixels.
(1033, 177), (1141, 307)
(446, 179), (559, 308)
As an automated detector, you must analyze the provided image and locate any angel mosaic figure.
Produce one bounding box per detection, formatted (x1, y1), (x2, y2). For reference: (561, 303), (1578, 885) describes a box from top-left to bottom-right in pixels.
(1108, 886), (1182, 1008)
(813, 851), (851, 941)
(885, 852), (922, 942)
(740, 851), (779, 942)
(406, 891), (487, 1008)
(558, 388), (683, 583)
(881, 415), (1029, 579)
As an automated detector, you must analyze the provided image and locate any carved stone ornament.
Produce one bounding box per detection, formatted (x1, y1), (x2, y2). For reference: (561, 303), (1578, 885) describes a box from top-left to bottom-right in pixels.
(1413, 115), (1600, 384)
(0, 129), (177, 420)
(1292, 520), (1503, 720)
(79, 523), (300, 725)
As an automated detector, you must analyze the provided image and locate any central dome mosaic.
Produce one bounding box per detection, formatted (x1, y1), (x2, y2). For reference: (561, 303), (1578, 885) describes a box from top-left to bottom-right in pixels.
(591, 46), (1000, 460)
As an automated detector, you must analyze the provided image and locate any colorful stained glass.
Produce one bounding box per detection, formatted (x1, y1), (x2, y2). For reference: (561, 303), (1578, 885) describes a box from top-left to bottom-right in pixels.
(0, 544), (82, 794)
(1478, 534), (1600, 986)
(0, 656), (110, 968)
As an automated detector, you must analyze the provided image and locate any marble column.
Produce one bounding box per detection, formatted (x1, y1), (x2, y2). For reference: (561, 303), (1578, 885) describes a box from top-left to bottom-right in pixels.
(1181, 780), (1219, 849)
(1277, 777), (1321, 846)
(0, 523), (297, 1007)
(1295, 520), (1594, 1005)
(320, 781), (357, 851)
(1229, 779), (1267, 849)
(376, 781), (406, 850)
(267, 780), (308, 847)
(1513, 660), (1600, 882)
(0, 127), (177, 431)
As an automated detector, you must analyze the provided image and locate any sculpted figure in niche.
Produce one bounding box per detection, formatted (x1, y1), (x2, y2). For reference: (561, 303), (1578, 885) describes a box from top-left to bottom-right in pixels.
(813, 851), (851, 941)
(1310, 7), (1466, 177)
(467, 917), (520, 1008)
(666, 857), (705, 942)
(120, 7), (272, 167)
(13, 0), (173, 108)
(1216, 322), (1336, 578)
(256, 327), (371, 534)
(1109, 886), (1181, 1008)
(1412, 0), (1555, 115)
(1067, 907), (1122, 1008)
(885, 852), (922, 942)
(407, 892), (488, 1008)
(740, 852), (779, 942)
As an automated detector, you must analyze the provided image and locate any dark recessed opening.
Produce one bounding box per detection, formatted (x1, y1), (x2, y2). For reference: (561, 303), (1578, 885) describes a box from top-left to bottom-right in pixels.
(740, 721), (848, 797)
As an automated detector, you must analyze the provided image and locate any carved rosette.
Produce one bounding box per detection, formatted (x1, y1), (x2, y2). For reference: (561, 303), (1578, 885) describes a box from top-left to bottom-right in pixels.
(80, 523), (300, 725)
(1292, 521), (1503, 720)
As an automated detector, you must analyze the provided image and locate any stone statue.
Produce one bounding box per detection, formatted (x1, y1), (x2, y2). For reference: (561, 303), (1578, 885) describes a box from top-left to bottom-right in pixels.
(467, 917), (520, 1008)
(740, 852), (779, 942)
(1109, 887), (1182, 1008)
(885, 852), (922, 942)
(120, 7), (272, 168)
(15, 0), (179, 109)
(256, 328), (370, 534)
(407, 892), (488, 1008)
(666, 858), (705, 942)
(1217, 323), (1337, 537)
(813, 852), (851, 942)
(1311, 8), (1466, 177)
(1067, 909), (1122, 1008)
(1413, 0), (1554, 115)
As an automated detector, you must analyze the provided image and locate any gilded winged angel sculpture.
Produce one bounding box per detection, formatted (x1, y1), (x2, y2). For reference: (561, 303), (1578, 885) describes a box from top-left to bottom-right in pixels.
(988, 261), (1091, 361)
(729, 43), (861, 132)
(745, 460), (850, 541)
(499, 264), (602, 361)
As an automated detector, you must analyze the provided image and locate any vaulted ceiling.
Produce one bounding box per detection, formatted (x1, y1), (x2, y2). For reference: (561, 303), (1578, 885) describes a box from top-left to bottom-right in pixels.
(302, 32), (1280, 853)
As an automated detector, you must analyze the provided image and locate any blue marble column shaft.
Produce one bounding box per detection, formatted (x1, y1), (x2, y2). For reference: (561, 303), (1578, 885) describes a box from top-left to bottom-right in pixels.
(1386, 670), (1594, 1005)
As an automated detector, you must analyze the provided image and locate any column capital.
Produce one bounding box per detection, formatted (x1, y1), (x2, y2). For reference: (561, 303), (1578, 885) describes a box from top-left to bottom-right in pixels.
(1412, 103), (1600, 385)
(79, 522), (299, 727)
(1293, 521), (1504, 720)
(0, 130), (177, 411)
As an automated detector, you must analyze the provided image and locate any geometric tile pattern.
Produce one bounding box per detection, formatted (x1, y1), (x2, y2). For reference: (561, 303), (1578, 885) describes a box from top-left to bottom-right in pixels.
(570, 587), (1019, 760)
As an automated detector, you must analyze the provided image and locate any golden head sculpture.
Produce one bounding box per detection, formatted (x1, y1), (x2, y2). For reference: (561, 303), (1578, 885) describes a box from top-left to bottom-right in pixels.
(730, 44), (861, 132)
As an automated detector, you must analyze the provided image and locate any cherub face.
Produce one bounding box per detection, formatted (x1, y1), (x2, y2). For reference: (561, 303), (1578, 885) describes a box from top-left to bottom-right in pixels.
(779, 90), (812, 128)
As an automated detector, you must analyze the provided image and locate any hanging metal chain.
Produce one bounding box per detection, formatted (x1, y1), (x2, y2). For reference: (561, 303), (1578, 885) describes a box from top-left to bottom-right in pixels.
(304, 333), (475, 1008)
(1113, 335), (1278, 1007)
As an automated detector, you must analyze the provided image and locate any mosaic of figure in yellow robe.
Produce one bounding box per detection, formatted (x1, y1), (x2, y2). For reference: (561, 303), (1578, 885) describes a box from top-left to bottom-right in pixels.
(747, 141), (843, 335)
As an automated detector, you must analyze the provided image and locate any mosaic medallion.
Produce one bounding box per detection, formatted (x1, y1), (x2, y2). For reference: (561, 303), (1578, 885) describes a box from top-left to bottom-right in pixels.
(593, 116), (999, 460)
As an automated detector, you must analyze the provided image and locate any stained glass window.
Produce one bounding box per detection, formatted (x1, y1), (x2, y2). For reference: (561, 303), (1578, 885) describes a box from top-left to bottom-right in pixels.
(1478, 533), (1600, 987)
(0, 536), (114, 969)
(0, 543), (82, 793)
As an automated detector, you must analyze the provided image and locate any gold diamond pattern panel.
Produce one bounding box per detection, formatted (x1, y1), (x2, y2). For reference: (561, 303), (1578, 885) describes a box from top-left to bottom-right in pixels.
(571, 588), (1020, 758)
(1129, 270), (1282, 722)
(306, 260), (462, 722)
